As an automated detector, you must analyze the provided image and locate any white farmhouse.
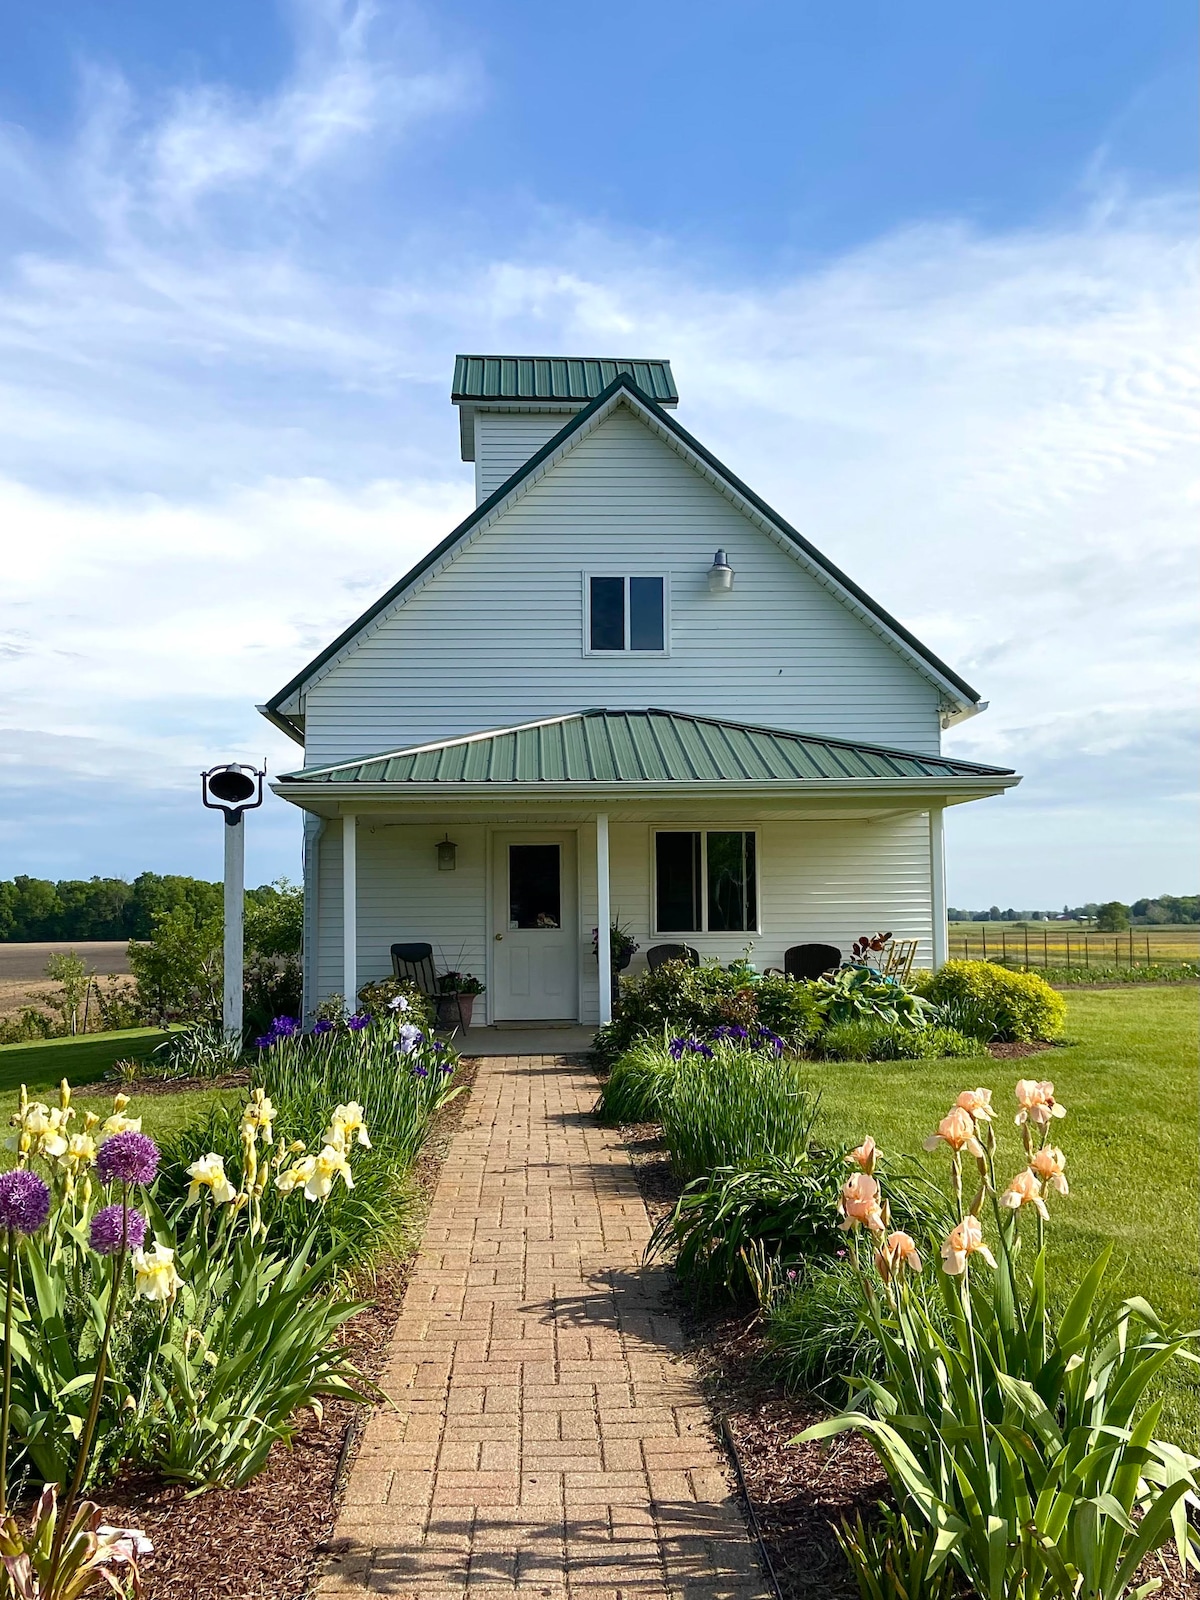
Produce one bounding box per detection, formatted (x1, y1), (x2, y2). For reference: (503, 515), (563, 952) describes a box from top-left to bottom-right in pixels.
(262, 357), (1018, 1031)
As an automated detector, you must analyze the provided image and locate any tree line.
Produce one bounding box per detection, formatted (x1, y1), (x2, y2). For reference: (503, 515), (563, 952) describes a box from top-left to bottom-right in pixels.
(948, 896), (1199, 927)
(0, 873), (289, 943)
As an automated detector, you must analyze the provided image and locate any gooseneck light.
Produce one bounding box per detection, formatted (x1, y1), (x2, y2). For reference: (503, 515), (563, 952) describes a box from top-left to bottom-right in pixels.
(708, 549), (734, 592)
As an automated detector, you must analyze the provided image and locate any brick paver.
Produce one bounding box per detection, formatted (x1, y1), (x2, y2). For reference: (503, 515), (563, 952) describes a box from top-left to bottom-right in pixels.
(317, 1054), (770, 1600)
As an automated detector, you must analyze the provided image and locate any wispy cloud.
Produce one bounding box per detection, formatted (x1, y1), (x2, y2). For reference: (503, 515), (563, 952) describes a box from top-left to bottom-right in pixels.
(0, 2), (1195, 899)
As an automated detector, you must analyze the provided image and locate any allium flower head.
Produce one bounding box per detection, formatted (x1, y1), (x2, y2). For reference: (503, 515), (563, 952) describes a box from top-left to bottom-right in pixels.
(89, 1204), (147, 1255)
(0, 1168), (51, 1234)
(96, 1131), (160, 1187)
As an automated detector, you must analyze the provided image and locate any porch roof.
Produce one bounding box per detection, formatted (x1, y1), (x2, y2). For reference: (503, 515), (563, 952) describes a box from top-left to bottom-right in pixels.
(277, 710), (1017, 789)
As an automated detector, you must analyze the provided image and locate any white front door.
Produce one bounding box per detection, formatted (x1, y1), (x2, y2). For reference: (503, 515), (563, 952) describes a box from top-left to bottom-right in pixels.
(491, 832), (579, 1021)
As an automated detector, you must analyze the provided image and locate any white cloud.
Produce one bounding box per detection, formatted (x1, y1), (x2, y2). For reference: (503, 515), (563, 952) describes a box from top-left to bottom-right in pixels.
(0, 3), (1195, 900)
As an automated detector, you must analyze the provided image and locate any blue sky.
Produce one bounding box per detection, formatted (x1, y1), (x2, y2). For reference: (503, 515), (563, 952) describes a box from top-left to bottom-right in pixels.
(0, 0), (1195, 902)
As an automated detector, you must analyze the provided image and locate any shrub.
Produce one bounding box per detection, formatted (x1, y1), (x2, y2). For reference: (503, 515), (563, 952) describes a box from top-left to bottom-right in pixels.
(796, 1081), (1200, 1597)
(753, 973), (824, 1045)
(818, 1019), (986, 1062)
(915, 959), (1066, 1040)
(593, 960), (759, 1061)
(354, 975), (435, 1031)
(661, 1047), (818, 1180)
(650, 1150), (950, 1301)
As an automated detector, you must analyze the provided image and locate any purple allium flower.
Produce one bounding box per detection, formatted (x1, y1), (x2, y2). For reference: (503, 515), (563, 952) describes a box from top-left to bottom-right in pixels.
(311, 1018), (335, 1035)
(347, 1013), (370, 1031)
(89, 1204), (147, 1255)
(96, 1131), (160, 1187)
(0, 1169), (51, 1235)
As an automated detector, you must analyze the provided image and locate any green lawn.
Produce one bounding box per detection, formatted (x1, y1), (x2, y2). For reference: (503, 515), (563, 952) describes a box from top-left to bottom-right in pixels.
(0, 1028), (172, 1096)
(806, 986), (1199, 1437)
(1, 1028), (236, 1151)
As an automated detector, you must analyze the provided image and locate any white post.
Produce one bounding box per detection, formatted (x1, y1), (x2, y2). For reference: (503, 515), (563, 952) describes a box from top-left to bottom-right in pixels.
(222, 814), (245, 1038)
(596, 812), (612, 1025)
(929, 806), (948, 970)
(343, 812), (357, 1012)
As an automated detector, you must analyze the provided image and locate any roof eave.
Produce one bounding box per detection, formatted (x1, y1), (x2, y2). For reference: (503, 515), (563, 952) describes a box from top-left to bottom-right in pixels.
(271, 775), (1020, 802)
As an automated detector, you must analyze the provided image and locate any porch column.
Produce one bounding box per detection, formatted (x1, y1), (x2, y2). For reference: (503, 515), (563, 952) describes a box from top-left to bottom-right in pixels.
(343, 811), (357, 1010)
(596, 812), (612, 1025)
(929, 805), (948, 970)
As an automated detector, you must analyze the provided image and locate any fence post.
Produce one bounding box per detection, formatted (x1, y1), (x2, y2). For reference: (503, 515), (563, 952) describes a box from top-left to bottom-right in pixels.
(1043, 929), (1048, 967)
(983, 926), (988, 962)
(1085, 935), (1089, 970)
(1145, 935), (1150, 965)
(1129, 927), (1134, 967)
(1065, 932), (1070, 969)
(1024, 927), (1029, 969)
(1001, 928), (1007, 964)
(1115, 939), (1119, 968)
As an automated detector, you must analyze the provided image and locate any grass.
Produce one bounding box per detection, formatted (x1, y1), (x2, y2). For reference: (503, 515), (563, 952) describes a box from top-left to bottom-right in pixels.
(806, 986), (1199, 1438)
(0, 1027), (172, 1096)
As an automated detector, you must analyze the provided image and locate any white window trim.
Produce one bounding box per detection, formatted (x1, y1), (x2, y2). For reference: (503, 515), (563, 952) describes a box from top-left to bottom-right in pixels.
(650, 826), (762, 937)
(582, 571), (671, 657)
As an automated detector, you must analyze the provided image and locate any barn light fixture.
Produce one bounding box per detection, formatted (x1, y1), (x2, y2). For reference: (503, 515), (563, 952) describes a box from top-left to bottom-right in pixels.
(708, 549), (734, 592)
(201, 762), (266, 1041)
(437, 834), (458, 871)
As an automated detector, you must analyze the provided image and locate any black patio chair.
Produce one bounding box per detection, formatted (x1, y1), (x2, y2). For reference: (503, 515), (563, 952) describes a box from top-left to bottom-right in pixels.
(645, 943), (700, 971)
(783, 943), (842, 981)
(392, 941), (466, 1033)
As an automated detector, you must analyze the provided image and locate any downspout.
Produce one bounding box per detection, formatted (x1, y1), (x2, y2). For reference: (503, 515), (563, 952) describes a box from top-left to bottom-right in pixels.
(302, 814), (326, 1021)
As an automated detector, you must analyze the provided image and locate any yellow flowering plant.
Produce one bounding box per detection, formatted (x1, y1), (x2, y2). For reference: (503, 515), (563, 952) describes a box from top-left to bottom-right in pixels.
(797, 1078), (1200, 1600)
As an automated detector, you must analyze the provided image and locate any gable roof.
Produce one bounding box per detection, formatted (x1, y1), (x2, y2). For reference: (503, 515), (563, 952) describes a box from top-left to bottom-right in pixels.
(452, 354), (678, 406)
(277, 709), (1016, 789)
(261, 373), (981, 739)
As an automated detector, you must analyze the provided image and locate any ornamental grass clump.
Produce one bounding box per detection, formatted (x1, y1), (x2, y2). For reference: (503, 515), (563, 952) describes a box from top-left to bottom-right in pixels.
(660, 1039), (815, 1181)
(796, 1078), (1200, 1599)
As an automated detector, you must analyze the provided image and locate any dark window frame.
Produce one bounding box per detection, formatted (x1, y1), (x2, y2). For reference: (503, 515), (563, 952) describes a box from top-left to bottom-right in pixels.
(584, 573), (669, 655)
(651, 828), (761, 935)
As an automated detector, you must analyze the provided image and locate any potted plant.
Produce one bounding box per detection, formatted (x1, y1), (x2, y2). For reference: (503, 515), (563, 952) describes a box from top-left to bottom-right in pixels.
(592, 920), (639, 973)
(435, 971), (485, 1029)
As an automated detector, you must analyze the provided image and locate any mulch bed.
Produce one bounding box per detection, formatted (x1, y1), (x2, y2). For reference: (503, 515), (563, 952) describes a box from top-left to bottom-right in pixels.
(985, 1039), (1054, 1059)
(615, 1107), (1196, 1600)
(81, 1058), (479, 1599)
(76, 1071), (251, 1099)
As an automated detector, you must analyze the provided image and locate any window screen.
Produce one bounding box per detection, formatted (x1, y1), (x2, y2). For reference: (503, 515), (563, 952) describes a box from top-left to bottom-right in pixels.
(654, 830), (757, 933)
(589, 577), (625, 651)
(629, 577), (665, 651)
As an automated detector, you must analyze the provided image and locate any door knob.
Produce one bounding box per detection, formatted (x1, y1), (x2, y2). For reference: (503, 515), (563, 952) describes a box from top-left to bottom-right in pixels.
(494, 932), (503, 941)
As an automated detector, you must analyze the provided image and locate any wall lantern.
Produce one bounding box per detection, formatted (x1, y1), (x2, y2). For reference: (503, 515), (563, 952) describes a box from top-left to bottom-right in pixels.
(436, 834), (458, 871)
(708, 549), (734, 592)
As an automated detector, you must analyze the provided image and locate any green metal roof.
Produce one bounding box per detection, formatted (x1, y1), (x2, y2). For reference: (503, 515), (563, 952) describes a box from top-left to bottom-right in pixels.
(452, 355), (677, 406)
(279, 710), (1016, 787)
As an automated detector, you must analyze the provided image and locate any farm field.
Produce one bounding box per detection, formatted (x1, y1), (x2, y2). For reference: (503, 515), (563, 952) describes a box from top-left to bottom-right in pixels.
(0, 938), (134, 1020)
(806, 985), (1200, 1438)
(946, 921), (1198, 969)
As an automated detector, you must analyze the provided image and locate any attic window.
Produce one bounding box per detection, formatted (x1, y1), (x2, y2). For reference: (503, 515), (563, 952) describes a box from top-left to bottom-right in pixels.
(586, 575), (666, 653)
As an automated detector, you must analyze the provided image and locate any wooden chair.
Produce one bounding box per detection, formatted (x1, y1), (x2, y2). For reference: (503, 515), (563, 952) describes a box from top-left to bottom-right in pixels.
(392, 941), (467, 1033)
(881, 938), (918, 983)
(645, 943), (700, 971)
(783, 943), (841, 981)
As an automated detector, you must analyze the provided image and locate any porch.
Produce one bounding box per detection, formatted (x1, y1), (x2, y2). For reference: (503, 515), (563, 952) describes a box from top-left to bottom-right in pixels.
(273, 710), (1020, 1027)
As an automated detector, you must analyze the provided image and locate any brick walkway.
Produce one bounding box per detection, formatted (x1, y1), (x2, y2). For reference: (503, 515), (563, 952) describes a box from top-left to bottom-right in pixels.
(318, 1054), (770, 1600)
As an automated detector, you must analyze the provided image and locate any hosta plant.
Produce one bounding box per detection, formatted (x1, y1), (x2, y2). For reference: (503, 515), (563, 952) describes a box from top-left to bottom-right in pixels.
(808, 966), (932, 1029)
(797, 1082), (1200, 1599)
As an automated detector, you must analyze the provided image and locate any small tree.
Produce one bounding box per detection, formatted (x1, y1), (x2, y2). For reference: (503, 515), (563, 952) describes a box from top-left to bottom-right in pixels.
(1095, 900), (1131, 932)
(40, 951), (93, 1035)
(127, 906), (222, 1024)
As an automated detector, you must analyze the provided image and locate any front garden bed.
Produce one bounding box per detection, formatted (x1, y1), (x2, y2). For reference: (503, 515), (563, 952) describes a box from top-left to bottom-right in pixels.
(88, 1057), (476, 1599)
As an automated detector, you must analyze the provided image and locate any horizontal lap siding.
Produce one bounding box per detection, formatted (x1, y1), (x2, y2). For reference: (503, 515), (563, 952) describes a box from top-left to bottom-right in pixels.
(609, 812), (933, 975)
(475, 412), (579, 501)
(304, 410), (942, 765)
(356, 824), (488, 1000)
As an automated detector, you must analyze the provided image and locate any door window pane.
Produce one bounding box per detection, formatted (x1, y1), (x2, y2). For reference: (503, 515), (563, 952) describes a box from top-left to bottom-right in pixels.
(655, 832), (702, 932)
(589, 577), (624, 651)
(509, 845), (561, 929)
(629, 576), (664, 651)
(707, 831), (756, 932)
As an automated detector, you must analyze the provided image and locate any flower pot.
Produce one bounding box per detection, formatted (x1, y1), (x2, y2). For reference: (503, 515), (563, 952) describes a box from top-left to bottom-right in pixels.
(437, 993), (474, 1030)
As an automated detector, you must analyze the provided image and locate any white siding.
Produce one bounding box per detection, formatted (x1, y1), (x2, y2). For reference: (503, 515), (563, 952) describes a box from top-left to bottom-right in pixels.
(474, 411), (579, 502)
(608, 812), (934, 978)
(309, 809), (934, 1019)
(303, 406), (943, 765)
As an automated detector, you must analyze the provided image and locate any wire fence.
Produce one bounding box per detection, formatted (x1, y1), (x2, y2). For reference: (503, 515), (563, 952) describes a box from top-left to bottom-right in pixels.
(949, 926), (1200, 971)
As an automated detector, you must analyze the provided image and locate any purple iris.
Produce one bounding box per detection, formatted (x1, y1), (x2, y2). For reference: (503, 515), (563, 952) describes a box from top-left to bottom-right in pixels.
(89, 1204), (147, 1256)
(412, 1065), (429, 1078)
(713, 1024), (749, 1042)
(0, 1169), (51, 1235)
(96, 1131), (160, 1187)
(270, 1016), (299, 1038)
(254, 1034), (275, 1049)
(755, 1026), (786, 1057)
(668, 1037), (687, 1061)
(311, 1018), (335, 1035)
(439, 1062), (454, 1075)
(347, 1013), (371, 1031)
